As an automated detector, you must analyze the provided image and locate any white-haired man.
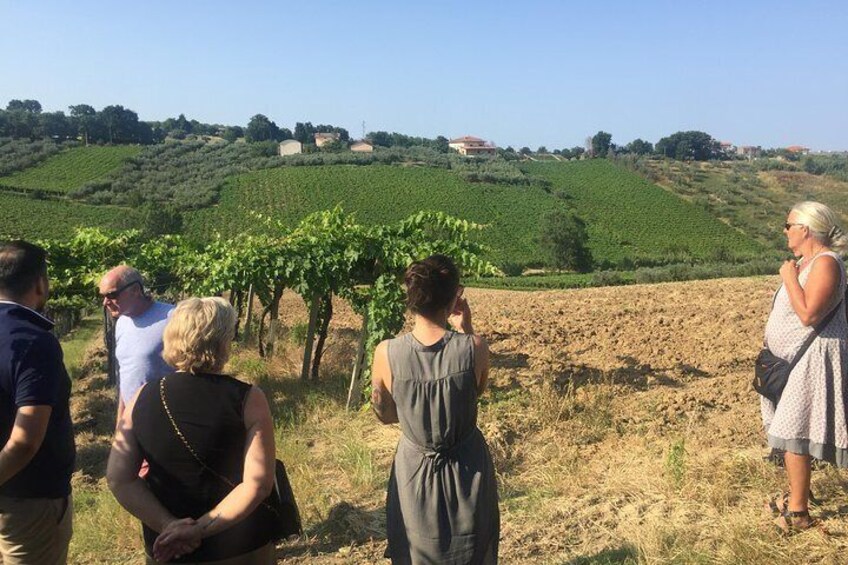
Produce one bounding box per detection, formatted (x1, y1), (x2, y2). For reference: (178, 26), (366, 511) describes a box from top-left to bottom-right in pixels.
(98, 266), (174, 424)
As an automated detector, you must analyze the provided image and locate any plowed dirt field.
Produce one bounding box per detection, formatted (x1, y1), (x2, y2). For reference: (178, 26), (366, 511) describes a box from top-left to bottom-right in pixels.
(71, 276), (848, 564)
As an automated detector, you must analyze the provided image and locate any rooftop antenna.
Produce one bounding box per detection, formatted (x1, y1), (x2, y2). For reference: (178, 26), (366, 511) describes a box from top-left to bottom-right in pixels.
(362, 121), (366, 140)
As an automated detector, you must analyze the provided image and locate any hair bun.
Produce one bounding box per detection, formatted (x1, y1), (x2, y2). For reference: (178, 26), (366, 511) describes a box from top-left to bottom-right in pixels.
(404, 255), (460, 316)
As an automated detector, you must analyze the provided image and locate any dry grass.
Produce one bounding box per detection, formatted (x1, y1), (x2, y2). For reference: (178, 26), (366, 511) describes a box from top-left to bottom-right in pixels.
(65, 285), (848, 563)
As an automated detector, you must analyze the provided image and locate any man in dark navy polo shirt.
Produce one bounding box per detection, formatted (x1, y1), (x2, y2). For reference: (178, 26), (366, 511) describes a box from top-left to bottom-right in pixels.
(0, 241), (75, 564)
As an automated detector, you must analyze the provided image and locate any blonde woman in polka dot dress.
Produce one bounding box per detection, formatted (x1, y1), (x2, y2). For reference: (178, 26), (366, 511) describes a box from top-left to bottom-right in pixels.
(761, 201), (848, 532)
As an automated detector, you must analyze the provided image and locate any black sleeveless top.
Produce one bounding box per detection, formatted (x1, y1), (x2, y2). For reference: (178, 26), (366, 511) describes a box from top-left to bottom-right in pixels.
(133, 372), (274, 562)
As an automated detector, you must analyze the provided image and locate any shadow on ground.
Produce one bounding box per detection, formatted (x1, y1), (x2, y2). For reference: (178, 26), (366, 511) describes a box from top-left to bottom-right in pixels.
(275, 502), (387, 560)
(552, 355), (712, 391)
(563, 545), (639, 564)
(490, 350), (530, 370)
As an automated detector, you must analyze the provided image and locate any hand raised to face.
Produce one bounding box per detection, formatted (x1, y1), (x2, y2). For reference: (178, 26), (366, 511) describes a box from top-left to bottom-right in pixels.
(448, 292), (473, 334)
(779, 260), (798, 282)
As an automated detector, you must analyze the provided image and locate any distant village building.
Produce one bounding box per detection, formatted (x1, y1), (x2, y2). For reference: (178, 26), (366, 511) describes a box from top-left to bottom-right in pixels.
(736, 145), (761, 159)
(314, 132), (341, 148)
(278, 139), (303, 156)
(785, 145), (810, 155)
(350, 140), (374, 153)
(449, 135), (497, 156)
(719, 141), (735, 154)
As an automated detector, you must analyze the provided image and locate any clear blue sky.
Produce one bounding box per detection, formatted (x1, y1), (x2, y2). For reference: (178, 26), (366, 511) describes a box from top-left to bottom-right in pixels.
(2, 0), (847, 150)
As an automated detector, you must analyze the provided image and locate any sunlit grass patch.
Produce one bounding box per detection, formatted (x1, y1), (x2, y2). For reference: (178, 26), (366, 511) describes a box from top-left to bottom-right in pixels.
(61, 315), (102, 379)
(70, 486), (144, 564)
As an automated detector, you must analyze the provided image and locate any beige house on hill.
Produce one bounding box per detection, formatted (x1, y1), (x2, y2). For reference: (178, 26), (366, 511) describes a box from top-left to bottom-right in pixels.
(314, 132), (341, 148)
(351, 141), (374, 153)
(278, 139), (303, 156)
(737, 145), (761, 159)
(449, 135), (497, 156)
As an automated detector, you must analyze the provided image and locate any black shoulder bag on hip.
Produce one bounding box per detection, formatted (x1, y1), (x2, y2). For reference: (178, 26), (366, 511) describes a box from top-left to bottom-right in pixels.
(159, 377), (303, 541)
(753, 297), (844, 404)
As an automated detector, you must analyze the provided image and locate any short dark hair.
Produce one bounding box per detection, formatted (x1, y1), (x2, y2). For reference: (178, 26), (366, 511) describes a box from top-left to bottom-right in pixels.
(0, 240), (48, 299)
(404, 254), (460, 316)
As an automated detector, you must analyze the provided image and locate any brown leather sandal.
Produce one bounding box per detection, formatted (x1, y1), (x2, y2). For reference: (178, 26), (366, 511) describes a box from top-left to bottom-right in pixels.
(764, 492), (789, 518)
(774, 509), (823, 535)
(764, 489), (822, 518)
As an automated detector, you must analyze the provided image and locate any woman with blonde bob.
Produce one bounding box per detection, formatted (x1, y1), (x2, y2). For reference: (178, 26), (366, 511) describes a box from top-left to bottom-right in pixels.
(107, 297), (277, 564)
(761, 201), (848, 532)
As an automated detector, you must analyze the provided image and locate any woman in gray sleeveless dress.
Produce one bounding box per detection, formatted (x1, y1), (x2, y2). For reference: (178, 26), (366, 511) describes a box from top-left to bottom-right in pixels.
(761, 201), (848, 532)
(371, 255), (499, 564)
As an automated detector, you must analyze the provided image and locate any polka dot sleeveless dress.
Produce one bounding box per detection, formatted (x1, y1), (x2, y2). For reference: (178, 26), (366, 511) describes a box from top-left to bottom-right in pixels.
(761, 252), (848, 466)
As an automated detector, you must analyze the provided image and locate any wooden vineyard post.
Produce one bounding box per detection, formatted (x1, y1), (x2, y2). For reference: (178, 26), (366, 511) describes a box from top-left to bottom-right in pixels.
(232, 289), (242, 340)
(266, 283), (283, 357)
(243, 284), (254, 343)
(300, 294), (320, 380)
(346, 309), (369, 411)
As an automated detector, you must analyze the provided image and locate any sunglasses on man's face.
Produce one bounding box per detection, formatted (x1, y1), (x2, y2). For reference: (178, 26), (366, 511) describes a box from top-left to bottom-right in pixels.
(101, 280), (140, 300)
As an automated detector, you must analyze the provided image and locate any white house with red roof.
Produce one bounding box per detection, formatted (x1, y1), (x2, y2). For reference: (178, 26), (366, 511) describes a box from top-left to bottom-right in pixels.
(785, 145), (810, 155)
(449, 135), (497, 156)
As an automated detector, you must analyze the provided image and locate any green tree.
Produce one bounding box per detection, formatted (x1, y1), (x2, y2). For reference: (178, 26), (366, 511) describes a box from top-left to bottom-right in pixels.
(655, 131), (721, 161)
(221, 126), (244, 142)
(367, 130), (392, 147)
(99, 105), (140, 144)
(6, 99), (42, 113)
(4, 109), (40, 138)
(69, 104), (97, 145)
(40, 112), (75, 140)
(591, 131), (612, 158)
(538, 209), (593, 272)
(135, 202), (184, 236)
(626, 138), (653, 155)
(245, 114), (281, 143)
(294, 122), (316, 144)
(319, 139), (346, 152)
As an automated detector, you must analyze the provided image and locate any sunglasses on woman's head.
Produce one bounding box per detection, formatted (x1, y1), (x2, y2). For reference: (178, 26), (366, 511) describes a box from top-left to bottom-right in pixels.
(785, 223), (806, 230)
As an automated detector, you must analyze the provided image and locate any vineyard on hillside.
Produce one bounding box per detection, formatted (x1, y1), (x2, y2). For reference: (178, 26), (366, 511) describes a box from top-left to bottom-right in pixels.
(0, 191), (128, 239)
(0, 138), (65, 176)
(525, 160), (765, 268)
(0, 139), (773, 276)
(625, 158), (848, 252)
(0, 145), (140, 193)
(184, 165), (569, 267)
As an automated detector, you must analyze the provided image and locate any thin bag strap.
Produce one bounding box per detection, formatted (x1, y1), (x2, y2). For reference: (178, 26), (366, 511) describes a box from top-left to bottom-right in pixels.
(159, 377), (281, 517)
(788, 297), (844, 371)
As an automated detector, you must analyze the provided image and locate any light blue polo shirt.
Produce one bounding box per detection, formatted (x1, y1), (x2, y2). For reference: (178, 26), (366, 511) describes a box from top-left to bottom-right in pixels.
(115, 301), (175, 403)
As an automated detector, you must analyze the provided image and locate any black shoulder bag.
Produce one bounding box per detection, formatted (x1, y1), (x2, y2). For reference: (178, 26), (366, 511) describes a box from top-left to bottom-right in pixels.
(159, 377), (303, 541)
(753, 297), (843, 404)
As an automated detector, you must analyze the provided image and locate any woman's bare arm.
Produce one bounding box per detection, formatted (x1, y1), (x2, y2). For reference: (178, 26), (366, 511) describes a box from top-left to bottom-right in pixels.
(472, 335), (490, 396)
(371, 341), (398, 424)
(106, 386), (183, 533)
(781, 255), (841, 326)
